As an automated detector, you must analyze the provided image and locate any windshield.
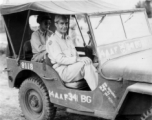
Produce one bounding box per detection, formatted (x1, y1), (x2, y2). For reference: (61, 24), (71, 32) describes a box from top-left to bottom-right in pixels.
(69, 15), (90, 47)
(90, 11), (151, 46)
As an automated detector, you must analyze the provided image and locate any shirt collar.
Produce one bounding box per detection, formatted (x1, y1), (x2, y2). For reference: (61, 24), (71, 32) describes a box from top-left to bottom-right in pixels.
(55, 31), (63, 39)
(38, 28), (47, 36)
(55, 31), (69, 40)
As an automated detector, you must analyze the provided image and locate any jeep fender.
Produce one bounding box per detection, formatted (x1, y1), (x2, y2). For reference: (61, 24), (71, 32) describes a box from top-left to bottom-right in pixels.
(114, 83), (152, 120)
(13, 69), (40, 88)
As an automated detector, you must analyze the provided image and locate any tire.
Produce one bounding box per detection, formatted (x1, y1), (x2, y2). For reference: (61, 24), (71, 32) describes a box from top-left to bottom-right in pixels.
(140, 107), (152, 120)
(19, 77), (56, 120)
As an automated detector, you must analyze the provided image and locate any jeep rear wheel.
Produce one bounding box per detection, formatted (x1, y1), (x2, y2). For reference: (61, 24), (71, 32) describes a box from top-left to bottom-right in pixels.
(19, 77), (56, 120)
(140, 107), (152, 120)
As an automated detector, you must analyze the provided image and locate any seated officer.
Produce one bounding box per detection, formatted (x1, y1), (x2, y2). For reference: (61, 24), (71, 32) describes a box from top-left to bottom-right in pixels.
(46, 15), (98, 90)
(30, 14), (53, 62)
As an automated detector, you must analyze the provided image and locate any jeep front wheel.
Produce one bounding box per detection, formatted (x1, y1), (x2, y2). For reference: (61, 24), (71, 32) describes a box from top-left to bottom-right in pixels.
(140, 107), (152, 120)
(19, 77), (56, 120)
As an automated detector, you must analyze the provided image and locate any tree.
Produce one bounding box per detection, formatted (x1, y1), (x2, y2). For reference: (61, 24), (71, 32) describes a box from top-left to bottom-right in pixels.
(136, 0), (152, 18)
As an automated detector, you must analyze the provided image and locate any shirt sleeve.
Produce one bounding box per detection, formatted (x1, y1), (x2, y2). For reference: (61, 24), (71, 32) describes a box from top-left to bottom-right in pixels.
(46, 39), (77, 65)
(31, 32), (46, 53)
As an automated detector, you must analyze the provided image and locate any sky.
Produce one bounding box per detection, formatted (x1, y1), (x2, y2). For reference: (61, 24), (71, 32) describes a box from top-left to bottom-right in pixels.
(0, 0), (4, 4)
(105, 0), (142, 8)
(0, 0), (145, 8)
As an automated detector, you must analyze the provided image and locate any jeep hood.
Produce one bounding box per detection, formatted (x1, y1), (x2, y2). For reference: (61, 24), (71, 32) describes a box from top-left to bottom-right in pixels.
(102, 48), (152, 83)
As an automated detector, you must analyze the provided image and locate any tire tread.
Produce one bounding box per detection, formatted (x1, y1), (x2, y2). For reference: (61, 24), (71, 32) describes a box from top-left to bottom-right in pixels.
(19, 76), (56, 120)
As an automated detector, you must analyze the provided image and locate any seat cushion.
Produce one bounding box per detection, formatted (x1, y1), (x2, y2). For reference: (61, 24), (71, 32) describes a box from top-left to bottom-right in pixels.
(44, 53), (54, 67)
(64, 79), (90, 90)
(23, 40), (33, 60)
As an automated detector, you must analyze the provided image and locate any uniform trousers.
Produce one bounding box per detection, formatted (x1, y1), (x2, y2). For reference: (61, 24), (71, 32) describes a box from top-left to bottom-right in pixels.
(55, 62), (98, 90)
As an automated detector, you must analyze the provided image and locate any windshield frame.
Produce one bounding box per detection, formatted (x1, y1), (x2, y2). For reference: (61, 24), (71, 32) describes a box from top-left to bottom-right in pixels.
(88, 9), (152, 47)
(87, 9), (152, 65)
(85, 14), (99, 59)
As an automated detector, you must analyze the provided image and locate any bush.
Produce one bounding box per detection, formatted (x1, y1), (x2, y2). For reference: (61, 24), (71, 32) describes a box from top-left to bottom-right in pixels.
(0, 43), (7, 55)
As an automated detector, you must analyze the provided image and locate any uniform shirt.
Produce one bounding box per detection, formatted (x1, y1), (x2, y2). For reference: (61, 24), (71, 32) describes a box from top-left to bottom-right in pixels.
(46, 31), (77, 68)
(31, 29), (53, 54)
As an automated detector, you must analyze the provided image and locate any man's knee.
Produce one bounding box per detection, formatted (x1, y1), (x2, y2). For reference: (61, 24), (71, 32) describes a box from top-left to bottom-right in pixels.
(70, 62), (85, 70)
(83, 63), (97, 72)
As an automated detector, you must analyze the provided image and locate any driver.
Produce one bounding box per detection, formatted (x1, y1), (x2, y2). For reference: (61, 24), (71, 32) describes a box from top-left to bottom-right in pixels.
(31, 14), (53, 62)
(46, 15), (98, 90)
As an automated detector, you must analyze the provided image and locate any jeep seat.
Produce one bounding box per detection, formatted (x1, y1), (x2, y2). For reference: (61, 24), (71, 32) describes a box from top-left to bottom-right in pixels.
(45, 53), (53, 67)
(64, 79), (90, 90)
(45, 54), (90, 90)
(75, 46), (94, 61)
(23, 40), (33, 60)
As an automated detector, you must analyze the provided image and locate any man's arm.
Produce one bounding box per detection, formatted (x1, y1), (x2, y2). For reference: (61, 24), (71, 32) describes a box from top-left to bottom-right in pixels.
(46, 40), (77, 65)
(31, 32), (46, 52)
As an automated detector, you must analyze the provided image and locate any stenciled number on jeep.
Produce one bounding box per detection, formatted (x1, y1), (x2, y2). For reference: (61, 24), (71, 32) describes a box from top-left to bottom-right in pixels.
(99, 82), (117, 107)
(21, 62), (33, 70)
(99, 82), (116, 98)
(49, 91), (92, 103)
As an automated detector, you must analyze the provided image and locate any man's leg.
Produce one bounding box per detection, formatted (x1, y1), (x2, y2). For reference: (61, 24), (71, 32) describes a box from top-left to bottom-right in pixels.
(56, 62), (84, 82)
(55, 62), (98, 90)
(82, 64), (98, 90)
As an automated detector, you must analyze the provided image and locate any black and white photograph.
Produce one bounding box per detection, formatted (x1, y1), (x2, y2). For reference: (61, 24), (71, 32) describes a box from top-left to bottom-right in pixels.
(0, 0), (152, 120)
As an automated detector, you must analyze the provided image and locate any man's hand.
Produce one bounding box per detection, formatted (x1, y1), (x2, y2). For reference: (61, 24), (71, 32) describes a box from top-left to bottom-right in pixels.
(77, 57), (92, 65)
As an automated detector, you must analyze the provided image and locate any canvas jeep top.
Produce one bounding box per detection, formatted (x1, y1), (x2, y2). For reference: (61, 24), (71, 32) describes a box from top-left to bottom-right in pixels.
(0, 0), (152, 120)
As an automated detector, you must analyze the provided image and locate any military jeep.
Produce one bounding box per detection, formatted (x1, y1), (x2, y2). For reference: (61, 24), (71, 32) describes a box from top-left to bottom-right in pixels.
(0, 0), (152, 120)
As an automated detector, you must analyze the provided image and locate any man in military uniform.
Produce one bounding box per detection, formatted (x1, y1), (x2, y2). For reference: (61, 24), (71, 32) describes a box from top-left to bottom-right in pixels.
(31, 14), (53, 62)
(46, 15), (98, 90)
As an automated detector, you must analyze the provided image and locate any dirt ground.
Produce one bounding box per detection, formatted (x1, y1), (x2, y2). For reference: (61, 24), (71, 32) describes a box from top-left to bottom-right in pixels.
(0, 54), (25, 120)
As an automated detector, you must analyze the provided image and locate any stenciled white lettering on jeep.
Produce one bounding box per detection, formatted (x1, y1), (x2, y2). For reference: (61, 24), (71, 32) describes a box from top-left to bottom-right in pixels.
(98, 40), (142, 59)
(99, 82), (116, 107)
(21, 62), (33, 70)
(49, 91), (92, 103)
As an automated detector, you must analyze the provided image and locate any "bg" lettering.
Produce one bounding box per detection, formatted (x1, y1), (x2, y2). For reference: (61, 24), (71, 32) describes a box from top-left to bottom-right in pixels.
(81, 95), (92, 103)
